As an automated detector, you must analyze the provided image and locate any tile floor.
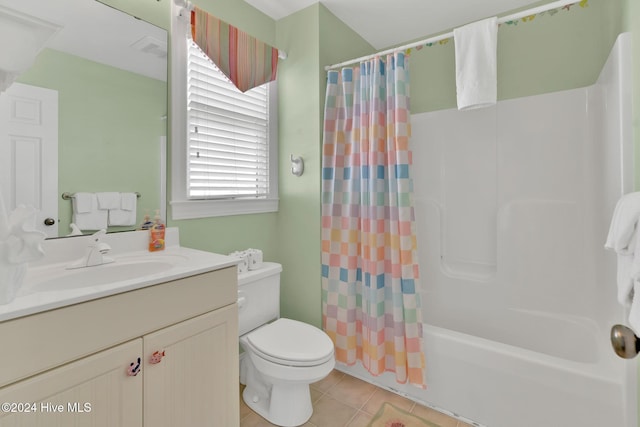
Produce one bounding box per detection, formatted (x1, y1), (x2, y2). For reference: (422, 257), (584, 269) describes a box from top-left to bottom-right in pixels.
(240, 369), (474, 427)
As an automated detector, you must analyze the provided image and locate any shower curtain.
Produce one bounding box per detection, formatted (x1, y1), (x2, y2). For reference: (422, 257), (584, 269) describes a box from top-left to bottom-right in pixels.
(321, 52), (425, 387)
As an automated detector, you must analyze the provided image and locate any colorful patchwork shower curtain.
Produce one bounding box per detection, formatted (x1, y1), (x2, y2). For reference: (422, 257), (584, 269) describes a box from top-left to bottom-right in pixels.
(321, 52), (425, 387)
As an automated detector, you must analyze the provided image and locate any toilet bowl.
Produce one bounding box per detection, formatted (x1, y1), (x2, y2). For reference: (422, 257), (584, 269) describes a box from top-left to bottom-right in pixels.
(237, 263), (335, 426)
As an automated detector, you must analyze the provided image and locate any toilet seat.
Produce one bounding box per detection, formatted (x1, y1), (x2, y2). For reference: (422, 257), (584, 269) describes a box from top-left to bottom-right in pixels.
(246, 318), (335, 367)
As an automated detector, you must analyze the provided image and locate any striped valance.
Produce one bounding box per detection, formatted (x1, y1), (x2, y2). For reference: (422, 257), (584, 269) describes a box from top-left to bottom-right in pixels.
(190, 8), (278, 93)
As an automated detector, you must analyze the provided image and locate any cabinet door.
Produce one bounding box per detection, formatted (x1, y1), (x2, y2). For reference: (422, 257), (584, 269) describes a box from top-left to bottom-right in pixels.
(144, 304), (239, 427)
(0, 339), (143, 427)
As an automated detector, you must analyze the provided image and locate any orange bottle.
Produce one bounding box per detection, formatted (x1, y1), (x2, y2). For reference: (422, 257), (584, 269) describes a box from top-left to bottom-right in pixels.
(148, 211), (165, 252)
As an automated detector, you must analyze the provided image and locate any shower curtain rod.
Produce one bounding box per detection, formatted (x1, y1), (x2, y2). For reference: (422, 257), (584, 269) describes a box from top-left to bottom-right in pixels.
(325, 0), (581, 71)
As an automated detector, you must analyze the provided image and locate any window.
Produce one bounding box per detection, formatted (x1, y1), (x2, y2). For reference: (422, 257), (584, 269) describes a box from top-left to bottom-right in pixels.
(187, 40), (271, 199)
(170, 7), (278, 220)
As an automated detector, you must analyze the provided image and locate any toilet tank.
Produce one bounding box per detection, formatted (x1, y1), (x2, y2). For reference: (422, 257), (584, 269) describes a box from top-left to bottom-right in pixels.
(237, 262), (282, 336)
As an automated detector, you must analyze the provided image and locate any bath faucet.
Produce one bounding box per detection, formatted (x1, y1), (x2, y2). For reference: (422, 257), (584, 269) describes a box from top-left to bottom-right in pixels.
(66, 229), (115, 269)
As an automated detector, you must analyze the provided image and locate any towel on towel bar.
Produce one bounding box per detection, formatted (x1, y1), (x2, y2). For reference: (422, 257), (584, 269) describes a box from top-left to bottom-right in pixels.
(453, 17), (498, 110)
(72, 193), (108, 231)
(108, 192), (137, 226)
(96, 192), (120, 210)
(73, 192), (93, 214)
(605, 192), (640, 334)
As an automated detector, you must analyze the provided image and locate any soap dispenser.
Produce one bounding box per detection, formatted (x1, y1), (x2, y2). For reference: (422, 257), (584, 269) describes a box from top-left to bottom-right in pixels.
(148, 210), (165, 252)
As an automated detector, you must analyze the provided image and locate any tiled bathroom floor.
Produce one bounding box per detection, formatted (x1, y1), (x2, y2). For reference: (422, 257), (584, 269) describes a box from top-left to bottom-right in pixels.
(240, 370), (474, 427)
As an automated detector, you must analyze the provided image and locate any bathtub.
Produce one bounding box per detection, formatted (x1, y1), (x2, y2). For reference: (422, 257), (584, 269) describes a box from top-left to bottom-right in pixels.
(417, 322), (625, 426)
(336, 33), (635, 427)
(338, 319), (628, 426)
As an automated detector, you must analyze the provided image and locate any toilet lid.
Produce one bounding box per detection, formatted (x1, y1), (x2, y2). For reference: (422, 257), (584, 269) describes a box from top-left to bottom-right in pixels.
(246, 318), (334, 366)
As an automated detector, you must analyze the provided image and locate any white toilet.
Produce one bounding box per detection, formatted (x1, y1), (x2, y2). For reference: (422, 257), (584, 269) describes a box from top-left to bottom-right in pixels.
(238, 262), (335, 427)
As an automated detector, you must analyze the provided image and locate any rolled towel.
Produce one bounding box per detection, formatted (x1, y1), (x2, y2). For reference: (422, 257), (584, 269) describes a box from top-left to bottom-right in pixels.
(229, 251), (249, 274)
(246, 248), (263, 270)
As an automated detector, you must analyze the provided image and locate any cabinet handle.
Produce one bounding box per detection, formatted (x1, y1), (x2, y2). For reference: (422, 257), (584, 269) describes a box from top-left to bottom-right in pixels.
(149, 350), (165, 364)
(127, 357), (141, 376)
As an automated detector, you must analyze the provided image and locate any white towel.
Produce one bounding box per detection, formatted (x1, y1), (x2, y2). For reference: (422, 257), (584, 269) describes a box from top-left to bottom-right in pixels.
(453, 17), (498, 110)
(229, 251), (249, 274)
(121, 192), (137, 211)
(73, 192), (94, 214)
(605, 192), (640, 334)
(246, 248), (263, 270)
(108, 192), (137, 226)
(72, 193), (108, 231)
(96, 192), (120, 210)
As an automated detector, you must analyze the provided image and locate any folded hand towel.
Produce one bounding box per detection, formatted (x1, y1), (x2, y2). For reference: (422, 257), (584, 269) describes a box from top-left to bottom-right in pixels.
(120, 192), (137, 211)
(108, 192), (137, 226)
(96, 192), (120, 210)
(73, 192), (94, 214)
(453, 17), (498, 110)
(73, 194), (108, 231)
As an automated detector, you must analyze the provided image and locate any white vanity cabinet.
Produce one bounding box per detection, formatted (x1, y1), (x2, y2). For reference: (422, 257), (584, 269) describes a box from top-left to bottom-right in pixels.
(0, 339), (144, 426)
(0, 266), (239, 427)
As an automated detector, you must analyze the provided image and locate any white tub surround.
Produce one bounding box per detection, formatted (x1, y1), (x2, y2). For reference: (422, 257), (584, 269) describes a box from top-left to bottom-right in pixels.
(338, 33), (635, 427)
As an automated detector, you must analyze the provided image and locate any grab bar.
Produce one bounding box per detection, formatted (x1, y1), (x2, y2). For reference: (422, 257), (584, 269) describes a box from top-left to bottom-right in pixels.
(610, 325), (640, 359)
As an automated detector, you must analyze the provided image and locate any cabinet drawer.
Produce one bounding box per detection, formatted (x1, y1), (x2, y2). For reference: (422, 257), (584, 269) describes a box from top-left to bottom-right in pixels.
(0, 267), (236, 387)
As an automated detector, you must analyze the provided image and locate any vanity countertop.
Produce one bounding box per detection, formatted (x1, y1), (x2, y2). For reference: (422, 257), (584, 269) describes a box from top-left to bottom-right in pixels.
(0, 228), (238, 323)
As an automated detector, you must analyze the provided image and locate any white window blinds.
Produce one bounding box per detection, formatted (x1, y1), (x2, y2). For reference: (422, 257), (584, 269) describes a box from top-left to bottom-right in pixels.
(187, 39), (270, 199)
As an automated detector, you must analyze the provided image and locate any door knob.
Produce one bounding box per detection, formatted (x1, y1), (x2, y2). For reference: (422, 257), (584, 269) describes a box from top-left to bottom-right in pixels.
(44, 218), (56, 226)
(611, 324), (640, 359)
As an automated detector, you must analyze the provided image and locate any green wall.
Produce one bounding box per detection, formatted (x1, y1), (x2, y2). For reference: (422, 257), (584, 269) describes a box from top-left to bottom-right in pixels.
(17, 49), (166, 236)
(274, 4), (373, 326)
(410, 0), (623, 114)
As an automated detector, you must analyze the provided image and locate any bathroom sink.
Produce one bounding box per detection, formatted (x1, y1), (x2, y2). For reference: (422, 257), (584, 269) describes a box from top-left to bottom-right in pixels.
(0, 228), (240, 323)
(22, 253), (189, 293)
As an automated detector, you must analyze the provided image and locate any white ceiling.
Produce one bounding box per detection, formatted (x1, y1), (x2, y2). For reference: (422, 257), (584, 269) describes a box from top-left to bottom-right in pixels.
(244, 0), (544, 49)
(0, 0), (167, 81)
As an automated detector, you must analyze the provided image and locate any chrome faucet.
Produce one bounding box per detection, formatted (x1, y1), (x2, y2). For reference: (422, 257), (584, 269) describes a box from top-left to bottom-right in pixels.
(66, 229), (115, 269)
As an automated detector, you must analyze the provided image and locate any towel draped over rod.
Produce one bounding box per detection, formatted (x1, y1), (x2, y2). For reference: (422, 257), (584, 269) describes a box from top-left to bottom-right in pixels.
(324, 0), (585, 71)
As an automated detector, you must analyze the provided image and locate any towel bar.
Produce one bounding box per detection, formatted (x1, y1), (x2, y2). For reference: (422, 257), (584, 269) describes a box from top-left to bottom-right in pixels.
(62, 192), (141, 200)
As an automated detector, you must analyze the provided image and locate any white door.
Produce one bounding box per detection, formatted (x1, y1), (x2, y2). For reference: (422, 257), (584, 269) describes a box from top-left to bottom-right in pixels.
(0, 83), (58, 237)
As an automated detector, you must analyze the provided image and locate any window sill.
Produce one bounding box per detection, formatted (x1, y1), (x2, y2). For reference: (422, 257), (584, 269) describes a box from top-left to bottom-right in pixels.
(170, 198), (279, 220)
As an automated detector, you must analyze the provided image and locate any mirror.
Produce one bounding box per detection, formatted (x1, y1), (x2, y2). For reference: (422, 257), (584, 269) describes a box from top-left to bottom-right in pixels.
(0, 0), (167, 237)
